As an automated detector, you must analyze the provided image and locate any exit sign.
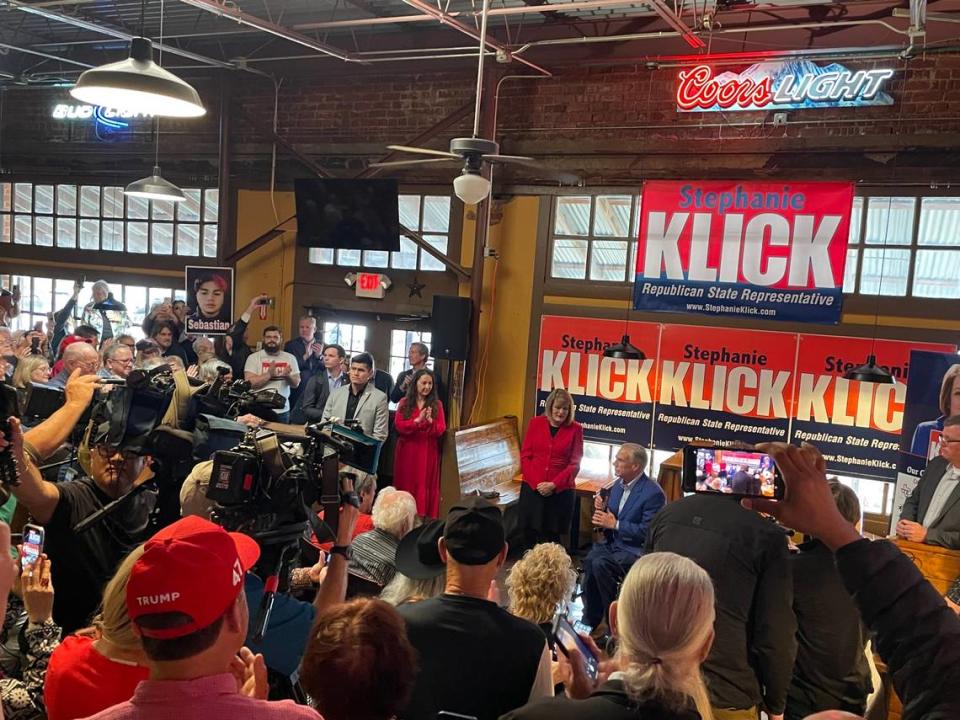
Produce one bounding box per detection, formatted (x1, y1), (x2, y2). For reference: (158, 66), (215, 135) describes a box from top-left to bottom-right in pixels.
(356, 272), (386, 299)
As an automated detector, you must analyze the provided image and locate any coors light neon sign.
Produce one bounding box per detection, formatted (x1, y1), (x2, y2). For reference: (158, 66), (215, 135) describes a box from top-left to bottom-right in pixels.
(676, 61), (894, 113)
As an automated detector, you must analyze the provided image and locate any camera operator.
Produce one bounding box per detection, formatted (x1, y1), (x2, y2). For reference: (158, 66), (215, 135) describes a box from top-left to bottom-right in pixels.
(1, 374), (155, 634)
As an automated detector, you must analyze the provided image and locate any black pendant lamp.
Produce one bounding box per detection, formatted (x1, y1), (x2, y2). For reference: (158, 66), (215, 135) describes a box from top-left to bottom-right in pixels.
(605, 334), (645, 360)
(844, 354), (894, 384)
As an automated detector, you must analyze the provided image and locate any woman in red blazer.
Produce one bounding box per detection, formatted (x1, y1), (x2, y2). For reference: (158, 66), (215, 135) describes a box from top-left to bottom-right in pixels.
(517, 389), (584, 550)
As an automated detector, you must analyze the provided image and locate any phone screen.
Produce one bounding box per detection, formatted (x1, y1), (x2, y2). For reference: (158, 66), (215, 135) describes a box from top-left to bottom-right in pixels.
(21, 525), (44, 570)
(554, 614), (599, 681)
(682, 446), (784, 499)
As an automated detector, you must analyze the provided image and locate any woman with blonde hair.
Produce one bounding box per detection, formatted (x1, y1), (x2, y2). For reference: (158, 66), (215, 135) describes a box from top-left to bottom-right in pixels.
(504, 552), (715, 720)
(43, 546), (149, 720)
(517, 388), (584, 551)
(507, 543), (576, 640)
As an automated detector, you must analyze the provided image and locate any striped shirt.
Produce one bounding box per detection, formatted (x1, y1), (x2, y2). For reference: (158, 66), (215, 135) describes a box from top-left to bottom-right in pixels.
(348, 528), (400, 587)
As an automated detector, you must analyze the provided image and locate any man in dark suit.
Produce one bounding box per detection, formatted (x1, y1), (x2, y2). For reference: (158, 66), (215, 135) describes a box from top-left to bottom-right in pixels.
(897, 414), (960, 549)
(291, 343), (347, 423)
(581, 443), (665, 631)
(390, 341), (444, 402)
(283, 316), (322, 408)
(730, 465), (761, 496)
(647, 493), (795, 720)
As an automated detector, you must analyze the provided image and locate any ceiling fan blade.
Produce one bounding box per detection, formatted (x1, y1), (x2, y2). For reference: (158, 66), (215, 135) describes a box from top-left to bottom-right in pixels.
(369, 158), (460, 169)
(386, 145), (460, 159)
(482, 154), (536, 164)
(489, 156), (582, 185)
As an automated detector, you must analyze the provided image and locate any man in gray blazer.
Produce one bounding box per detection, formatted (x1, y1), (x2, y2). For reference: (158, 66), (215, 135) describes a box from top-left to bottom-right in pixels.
(322, 351), (389, 442)
(898, 414), (960, 549)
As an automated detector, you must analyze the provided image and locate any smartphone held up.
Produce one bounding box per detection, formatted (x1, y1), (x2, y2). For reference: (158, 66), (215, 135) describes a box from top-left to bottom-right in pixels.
(681, 446), (785, 500)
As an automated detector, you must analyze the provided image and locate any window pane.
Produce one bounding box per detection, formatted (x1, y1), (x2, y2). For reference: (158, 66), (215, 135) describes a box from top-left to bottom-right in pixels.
(864, 197), (914, 246)
(420, 235), (447, 272)
(103, 187), (125, 218)
(913, 250), (960, 298)
(364, 250), (389, 268)
(127, 222), (148, 253)
(14, 216), (31, 244)
(32, 277), (52, 315)
(151, 223), (173, 255)
(203, 189), (219, 222)
(79, 219), (100, 250)
(554, 196), (590, 236)
(80, 186), (101, 217)
(54, 279), (76, 314)
(102, 220), (124, 251)
(124, 286), (148, 324)
(152, 199), (175, 221)
(177, 224), (200, 256)
(0, 183), (10, 211)
(629, 241), (638, 275)
(35, 216), (53, 247)
(14, 184), (31, 212)
(849, 197), (863, 244)
(918, 197), (960, 246)
(843, 248), (858, 293)
(398, 195), (421, 229)
(309, 248), (334, 264)
(202, 225), (218, 257)
(593, 196), (632, 237)
(35, 185), (54, 214)
(390, 329), (407, 357)
(56, 218), (76, 248)
(422, 196), (450, 232)
(178, 190), (201, 221)
(57, 185), (77, 215)
(0, 215), (9, 243)
(590, 240), (628, 281)
(391, 237), (417, 269)
(337, 249), (361, 266)
(126, 196), (149, 220)
(859, 248), (910, 295)
(581, 441), (615, 481)
(551, 238), (588, 279)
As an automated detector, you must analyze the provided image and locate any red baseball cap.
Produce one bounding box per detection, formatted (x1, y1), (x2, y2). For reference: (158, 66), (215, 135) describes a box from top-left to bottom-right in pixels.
(126, 516), (260, 639)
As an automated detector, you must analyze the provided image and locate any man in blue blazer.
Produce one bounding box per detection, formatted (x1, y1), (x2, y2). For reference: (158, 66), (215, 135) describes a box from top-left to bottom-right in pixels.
(582, 443), (666, 630)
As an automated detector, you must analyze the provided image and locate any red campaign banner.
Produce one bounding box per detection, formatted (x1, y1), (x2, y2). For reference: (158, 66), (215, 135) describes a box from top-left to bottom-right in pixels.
(653, 324), (798, 448)
(536, 315), (660, 444)
(634, 181), (854, 323)
(791, 334), (956, 479)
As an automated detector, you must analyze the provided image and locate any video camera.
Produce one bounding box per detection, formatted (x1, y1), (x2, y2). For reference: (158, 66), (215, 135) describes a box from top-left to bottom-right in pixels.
(195, 368), (285, 421)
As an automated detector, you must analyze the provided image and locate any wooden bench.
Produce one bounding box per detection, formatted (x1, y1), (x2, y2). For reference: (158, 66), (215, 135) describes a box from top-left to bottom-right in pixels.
(450, 416), (523, 509)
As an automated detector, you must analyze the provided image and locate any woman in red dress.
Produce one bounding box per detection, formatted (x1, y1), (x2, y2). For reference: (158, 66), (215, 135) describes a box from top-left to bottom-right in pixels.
(517, 389), (583, 551)
(394, 369), (446, 517)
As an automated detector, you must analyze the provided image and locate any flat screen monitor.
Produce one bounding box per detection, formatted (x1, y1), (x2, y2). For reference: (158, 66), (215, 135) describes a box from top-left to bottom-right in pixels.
(294, 178), (400, 251)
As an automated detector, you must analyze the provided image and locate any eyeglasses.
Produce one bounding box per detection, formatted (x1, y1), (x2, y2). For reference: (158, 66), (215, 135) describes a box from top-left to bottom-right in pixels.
(939, 437), (960, 446)
(109, 358), (134, 365)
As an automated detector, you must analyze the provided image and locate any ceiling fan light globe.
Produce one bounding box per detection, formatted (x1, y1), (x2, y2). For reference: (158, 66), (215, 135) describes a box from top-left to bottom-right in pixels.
(453, 172), (491, 205)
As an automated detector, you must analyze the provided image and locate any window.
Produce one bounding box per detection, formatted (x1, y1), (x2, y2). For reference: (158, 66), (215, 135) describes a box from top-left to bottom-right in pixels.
(388, 329), (434, 379)
(0, 182), (218, 257)
(308, 193), (452, 272)
(835, 475), (894, 516)
(550, 192), (960, 299)
(323, 322), (367, 355)
(0, 273), (184, 340)
(551, 195), (639, 281)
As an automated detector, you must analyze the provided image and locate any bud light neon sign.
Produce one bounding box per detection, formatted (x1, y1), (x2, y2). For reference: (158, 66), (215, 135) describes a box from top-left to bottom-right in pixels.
(51, 103), (154, 132)
(676, 60), (894, 113)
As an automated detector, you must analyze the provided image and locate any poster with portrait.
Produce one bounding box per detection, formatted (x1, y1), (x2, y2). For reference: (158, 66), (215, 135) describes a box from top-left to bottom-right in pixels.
(184, 266), (233, 335)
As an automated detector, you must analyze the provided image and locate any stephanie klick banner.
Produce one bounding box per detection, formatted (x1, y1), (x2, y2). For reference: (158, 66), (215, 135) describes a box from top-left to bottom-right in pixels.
(635, 181), (854, 323)
(536, 316), (660, 445)
(790, 335), (955, 481)
(653, 325), (797, 449)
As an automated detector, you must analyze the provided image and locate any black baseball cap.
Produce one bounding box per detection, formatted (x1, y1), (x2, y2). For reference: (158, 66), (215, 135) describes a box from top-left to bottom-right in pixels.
(443, 496), (505, 565)
(395, 520), (445, 580)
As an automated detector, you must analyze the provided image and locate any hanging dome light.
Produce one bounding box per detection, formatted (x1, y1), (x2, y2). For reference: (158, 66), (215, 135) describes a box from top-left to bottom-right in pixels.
(604, 334), (645, 361)
(70, 37), (205, 118)
(124, 165), (186, 202)
(843, 354), (894, 384)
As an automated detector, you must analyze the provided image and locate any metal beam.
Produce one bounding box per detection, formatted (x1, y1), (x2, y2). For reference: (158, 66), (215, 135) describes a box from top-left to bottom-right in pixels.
(7, 0), (238, 69)
(0, 41), (93, 67)
(644, 0), (705, 48)
(176, 0), (359, 63)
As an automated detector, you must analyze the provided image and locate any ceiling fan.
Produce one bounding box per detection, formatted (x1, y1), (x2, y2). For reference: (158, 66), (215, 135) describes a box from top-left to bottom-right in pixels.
(368, 0), (578, 204)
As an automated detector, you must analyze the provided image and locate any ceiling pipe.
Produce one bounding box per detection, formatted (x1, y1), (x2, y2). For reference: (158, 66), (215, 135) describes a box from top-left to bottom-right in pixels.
(645, 0), (705, 48)
(177, 0), (360, 63)
(6, 0), (238, 70)
(0, 41), (94, 67)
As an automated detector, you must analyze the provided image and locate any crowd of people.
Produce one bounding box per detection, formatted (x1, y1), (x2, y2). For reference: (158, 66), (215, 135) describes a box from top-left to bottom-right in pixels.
(0, 280), (958, 720)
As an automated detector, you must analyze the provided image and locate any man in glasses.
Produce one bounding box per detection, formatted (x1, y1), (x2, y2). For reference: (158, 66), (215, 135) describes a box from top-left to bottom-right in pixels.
(100, 342), (135, 380)
(48, 341), (100, 389)
(897, 414), (960, 549)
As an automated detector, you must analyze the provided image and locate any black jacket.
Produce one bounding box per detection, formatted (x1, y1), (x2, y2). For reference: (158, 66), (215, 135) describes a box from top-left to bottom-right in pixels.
(836, 539), (960, 719)
(647, 495), (796, 714)
(391, 367), (446, 404)
(786, 540), (871, 719)
(501, 680), (700, 720)
(291, 371), (347, 424)
(900, 456), (960, 549)
(225, 317), (252, 379)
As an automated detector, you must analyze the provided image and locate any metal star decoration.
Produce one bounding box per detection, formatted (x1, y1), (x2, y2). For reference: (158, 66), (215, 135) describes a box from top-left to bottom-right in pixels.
(407, 277), (426, 298)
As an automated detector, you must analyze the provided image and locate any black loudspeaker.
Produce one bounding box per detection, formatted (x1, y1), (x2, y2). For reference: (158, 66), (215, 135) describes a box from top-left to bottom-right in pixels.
(431, 295), (472, 361)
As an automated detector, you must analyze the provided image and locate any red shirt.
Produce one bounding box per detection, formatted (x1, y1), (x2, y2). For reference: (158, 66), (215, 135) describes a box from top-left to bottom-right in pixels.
(519, 416), (584, 492)
(310, 511), (374, 550)
(45, 634), (149, 720)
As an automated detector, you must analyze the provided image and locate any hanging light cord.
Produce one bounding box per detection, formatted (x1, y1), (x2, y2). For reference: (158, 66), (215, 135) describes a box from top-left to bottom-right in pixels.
(153, 0), (165, 167)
